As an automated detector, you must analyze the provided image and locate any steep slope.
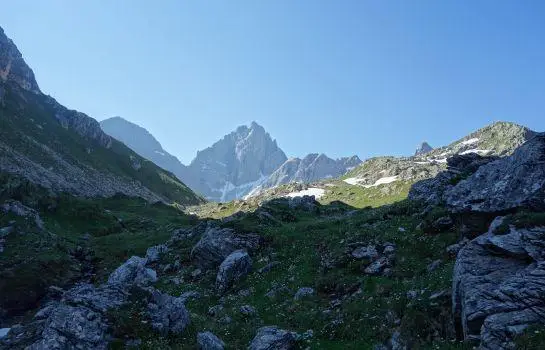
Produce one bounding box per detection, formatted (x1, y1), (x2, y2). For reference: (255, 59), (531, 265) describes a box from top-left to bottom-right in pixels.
(184, 122), (288, 201)
(247, 153), (361, 197)
(0, 27), (203, 205)
(100, 116), (192, 183)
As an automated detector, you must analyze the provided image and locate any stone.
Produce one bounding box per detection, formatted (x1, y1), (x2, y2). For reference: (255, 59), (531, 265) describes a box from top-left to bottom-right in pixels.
(208, 305), (224, 317)
(453, 221), (545, 348)
(446, 238), (469, 257)
(146, 244), (168, 263)
(248, 326), (297, 350)
(147, 289), (190, 335)
(107, 256), (157, 287)
(215, 250), (252, 293)
(191, 226), (260, 269)
(294, 287), (315, 300)
(364, 257), (390, 275)
(197, 331), (225, 350)
(191, 268), (203, 279)
(258, 261), (280, 274)
(351, 245), (379, 261)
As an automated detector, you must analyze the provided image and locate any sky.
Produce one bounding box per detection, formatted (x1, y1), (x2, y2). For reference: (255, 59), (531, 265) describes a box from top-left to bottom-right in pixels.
(2, 1), (545, 163)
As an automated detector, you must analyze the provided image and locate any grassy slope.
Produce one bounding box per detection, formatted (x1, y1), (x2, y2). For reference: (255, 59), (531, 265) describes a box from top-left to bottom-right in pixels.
(0, 83), (203, 206)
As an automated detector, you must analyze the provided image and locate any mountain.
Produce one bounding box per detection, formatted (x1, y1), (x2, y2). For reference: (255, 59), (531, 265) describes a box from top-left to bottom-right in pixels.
(100, 116), (190, 181)
(0, 27), (202, 205)
(246, 153), (361, 197)
(414, 141), (433, 156)
(183, 122), (287, 201)
(342, 121), (534, 188)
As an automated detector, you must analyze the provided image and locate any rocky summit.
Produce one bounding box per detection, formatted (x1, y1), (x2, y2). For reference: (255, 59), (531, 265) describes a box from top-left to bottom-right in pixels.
(1, 24), (545, 350)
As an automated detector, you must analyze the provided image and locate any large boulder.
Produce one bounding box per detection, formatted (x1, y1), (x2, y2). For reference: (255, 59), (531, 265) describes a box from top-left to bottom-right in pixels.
(107, 256), (157, 287)
(452, 220), (545, 349)
(248, 326), (297, 350)
(147, 289), (190, 335)
(215, 250), (252, 293)
(191, 226), (260, 269)
(446, 133), (545, 212)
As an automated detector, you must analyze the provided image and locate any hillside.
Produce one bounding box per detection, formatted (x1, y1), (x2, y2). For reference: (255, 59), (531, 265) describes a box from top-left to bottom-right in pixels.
(0, 27), (203, 206)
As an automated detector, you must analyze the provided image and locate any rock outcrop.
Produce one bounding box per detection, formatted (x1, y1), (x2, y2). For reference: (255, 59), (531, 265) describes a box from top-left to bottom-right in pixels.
(215, 250), (252, 293)
(191, 226), (260, 269)
(248, 326), (297, 350)
(452, 219), (545, 349)
(446, 133), (545, 212)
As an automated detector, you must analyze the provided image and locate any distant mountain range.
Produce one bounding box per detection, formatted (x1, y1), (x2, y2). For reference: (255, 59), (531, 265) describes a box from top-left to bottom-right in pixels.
(101, 118), (361, 201)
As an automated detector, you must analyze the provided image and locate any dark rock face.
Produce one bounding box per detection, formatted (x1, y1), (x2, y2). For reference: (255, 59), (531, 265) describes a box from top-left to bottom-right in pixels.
(452, 219), (545, 349)
(446, 133), (545, 212)
(191, 226), (260, 269)
(248, 326), (297, 350)
(215, 250), (252, 293)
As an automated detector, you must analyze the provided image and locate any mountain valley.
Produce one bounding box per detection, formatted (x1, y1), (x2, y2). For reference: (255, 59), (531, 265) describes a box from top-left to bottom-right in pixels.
(1, 25), (545, 350)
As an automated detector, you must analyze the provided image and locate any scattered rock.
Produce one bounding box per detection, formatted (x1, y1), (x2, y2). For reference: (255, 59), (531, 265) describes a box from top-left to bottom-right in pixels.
(145, 244), (168, 263)
(294, 287), (315, 300)
(351, 245), (378, 261)
(364, 257), (390, 275)
(248, 326), (297, 350)
(215, 250), (252, 293)
(197, 331), (225, 350)
(191, 226), (260, 269)
(1, 200), (44, 229)
(147, 289), (190, 335)
(107, 256), (157, 287)
(208, 305), (224, 317)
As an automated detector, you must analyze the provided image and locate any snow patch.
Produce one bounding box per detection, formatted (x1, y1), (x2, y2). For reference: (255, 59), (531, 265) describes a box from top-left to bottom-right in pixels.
(461, 138), (479, 146)
(343, 177), (362, 185)
(286, 188), (325, 199)
(363, 176), (399, 188)
(154, 150), (165, 156)
(460, 149), (491, 155)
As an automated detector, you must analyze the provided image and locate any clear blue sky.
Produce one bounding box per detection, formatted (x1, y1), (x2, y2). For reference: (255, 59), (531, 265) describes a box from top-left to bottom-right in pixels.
(2, 1), (545, 163)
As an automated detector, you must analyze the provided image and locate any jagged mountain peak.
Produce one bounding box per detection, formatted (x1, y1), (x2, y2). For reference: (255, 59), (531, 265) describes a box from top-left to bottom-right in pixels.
(415, 142), (433, 156)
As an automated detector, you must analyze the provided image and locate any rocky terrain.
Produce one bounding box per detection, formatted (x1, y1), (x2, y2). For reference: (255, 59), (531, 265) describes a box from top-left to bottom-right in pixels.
(1, 25), (545, 350)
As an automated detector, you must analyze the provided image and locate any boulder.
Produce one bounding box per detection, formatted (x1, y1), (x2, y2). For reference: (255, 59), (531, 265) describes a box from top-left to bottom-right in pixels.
(146, 244), (168, 263)
(351, 245), (379, 261)
(240, 305), (257, 316)
(248, 326), (297, 350)
(197, 331), (225, 350)
(452, 221), (545, 349)
(364, 257), (390, 275)
(107, 256), (157, 287)
(215, 250), (252, 293)
(446, 133), (545, 212)
(147, 289), (190, 335)
(191, 226), (260, 269)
